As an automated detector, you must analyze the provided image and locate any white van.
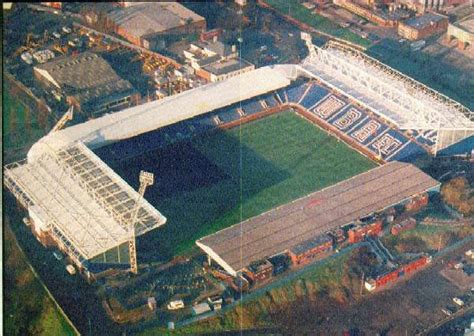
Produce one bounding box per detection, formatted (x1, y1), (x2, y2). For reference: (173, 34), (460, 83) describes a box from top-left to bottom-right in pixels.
(167, 300), (185, 310)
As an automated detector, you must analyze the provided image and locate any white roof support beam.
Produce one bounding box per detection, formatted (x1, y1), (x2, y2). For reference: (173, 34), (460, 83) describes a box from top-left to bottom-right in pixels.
(303, 43), (473, 131)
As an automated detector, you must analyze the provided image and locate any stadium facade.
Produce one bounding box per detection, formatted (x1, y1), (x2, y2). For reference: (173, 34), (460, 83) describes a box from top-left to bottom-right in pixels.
(5, 39), (473, 275)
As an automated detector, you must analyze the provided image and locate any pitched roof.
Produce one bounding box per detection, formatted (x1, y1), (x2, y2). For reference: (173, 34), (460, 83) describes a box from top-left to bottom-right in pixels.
(197, 162), (440, 275)
(108, 2), (205, 38)
(34, 52), (135, 106)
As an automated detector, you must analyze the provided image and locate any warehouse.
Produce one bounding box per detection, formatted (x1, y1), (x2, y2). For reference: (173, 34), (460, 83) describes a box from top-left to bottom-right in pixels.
(34, 52), (139, 117)
(196, 162), (440, 276)
(106, 2), (206, 50)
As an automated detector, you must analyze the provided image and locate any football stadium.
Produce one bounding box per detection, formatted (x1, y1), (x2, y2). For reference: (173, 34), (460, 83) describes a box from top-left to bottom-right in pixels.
(5, 37), (473, 276)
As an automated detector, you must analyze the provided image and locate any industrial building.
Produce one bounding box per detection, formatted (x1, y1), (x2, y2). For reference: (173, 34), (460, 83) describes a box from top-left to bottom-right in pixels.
(105, 2), (206, 51)
(398, 12), (449, 40)
(196, 162), (441, 276)
(447, 14), (474, 50)
(34, 52), (140, 118)
(176, 37), (254, 82)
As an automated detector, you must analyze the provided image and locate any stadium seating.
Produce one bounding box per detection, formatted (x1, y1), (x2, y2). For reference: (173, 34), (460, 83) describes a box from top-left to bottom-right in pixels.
(275, 89), (288, 104)
(218, 107), (239, 123)
(389, 141), (428, 162)
(95, 79), (434, 164)
(311, 95), (346, 120)
(349, 118), (388, 146)
(299, 84), (329, 110)
(241, 98), (266, 115)
(329, 107), (365, 132)
(416, 130), (437, 147)
(369, 129), (408, 160)
(286, 83), (308, 103)
(261, 94), (279, 108)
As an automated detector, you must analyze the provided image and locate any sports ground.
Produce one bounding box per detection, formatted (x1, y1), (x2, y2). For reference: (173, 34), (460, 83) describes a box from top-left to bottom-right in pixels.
(99, 110), (376, 260)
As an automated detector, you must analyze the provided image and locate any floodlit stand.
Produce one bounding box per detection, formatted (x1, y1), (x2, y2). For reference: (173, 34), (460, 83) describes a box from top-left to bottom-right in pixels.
(129, 170), (154, 274)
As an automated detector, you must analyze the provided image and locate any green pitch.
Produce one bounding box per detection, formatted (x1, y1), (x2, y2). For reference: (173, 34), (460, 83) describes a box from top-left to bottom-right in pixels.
(110, 110), (376, 259)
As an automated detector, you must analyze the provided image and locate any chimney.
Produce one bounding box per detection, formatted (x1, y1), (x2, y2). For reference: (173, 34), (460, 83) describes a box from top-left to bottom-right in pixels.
(232, 45), (236, 53)
(213, 35), (218, 43)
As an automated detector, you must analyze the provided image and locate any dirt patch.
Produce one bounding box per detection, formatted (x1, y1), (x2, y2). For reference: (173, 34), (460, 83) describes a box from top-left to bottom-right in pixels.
(440, 268), (474, 291)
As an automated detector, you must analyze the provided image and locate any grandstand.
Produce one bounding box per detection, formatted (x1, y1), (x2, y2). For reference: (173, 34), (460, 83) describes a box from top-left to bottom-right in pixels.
(4, 37), (472, 275)
(299, 36), (473, 154)
(275, 80), (429, 161)
(197, 162), (440, 276)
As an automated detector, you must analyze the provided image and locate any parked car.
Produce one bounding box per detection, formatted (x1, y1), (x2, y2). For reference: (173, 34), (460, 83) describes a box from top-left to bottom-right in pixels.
(453, 297), (464, 306)
(167, 300), (185, 310)
(442, 307), (453, 316)
(454, 262), (464, 270)
(66, 264), (76, 275)
(53, 251), (63, 261)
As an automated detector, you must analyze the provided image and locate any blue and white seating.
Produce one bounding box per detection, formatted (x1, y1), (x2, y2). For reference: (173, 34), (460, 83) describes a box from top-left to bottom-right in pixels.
(241, 98), (265, 115)
(286, 83), (308, 103)
(218, 107), (239, 123)
(311, 95), (346, 120)
(299, 84), (329, 110)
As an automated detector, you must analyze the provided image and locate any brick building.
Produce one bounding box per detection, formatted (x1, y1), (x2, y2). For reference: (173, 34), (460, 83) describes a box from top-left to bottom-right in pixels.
(398, 12), (448, 40)
(288, 234), (334, 265)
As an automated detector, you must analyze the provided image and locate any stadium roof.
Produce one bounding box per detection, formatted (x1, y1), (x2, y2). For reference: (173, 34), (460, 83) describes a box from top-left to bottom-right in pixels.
(34, 52), (135, 108)
(5, 142), (166, 263)
(29, 66), (291, 160)
(107, 2), (205, 38)
(196, 162), (440, 276)
(300, 43), (473, 132)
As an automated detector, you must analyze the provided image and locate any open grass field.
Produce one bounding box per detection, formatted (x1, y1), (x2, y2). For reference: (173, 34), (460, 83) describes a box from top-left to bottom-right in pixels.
(4, 218), (77, 336)
(264, 0), (371, 48)
(3, 84), (45, 157)
(101, 110), (376, 260)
